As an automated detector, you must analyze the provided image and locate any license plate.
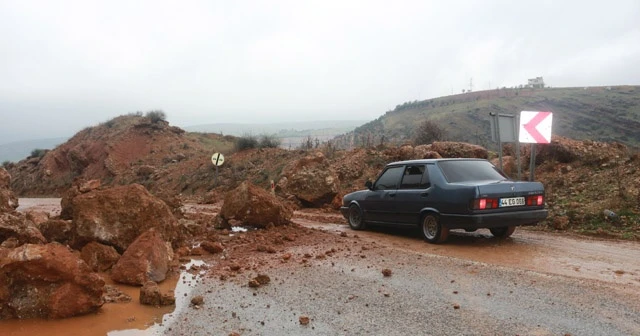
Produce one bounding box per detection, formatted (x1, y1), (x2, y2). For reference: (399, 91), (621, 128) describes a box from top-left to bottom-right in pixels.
(499, 197), (525, 207)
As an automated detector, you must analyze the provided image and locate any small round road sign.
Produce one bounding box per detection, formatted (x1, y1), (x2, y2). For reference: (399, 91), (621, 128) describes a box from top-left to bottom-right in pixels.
(211, 153), (225, 166)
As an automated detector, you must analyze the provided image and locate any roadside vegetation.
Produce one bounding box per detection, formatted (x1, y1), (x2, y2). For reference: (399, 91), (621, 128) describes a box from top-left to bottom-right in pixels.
(235, 134), (281, 151)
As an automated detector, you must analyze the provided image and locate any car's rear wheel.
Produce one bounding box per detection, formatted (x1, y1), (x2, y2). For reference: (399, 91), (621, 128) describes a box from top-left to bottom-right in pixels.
(489, 226), (516, 238)
(421, 213), (449, 244)
(348, 204), (366, 230)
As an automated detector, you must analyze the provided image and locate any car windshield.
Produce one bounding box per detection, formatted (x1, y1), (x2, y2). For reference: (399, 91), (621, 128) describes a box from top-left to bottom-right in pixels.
(437, 160), (507, 183)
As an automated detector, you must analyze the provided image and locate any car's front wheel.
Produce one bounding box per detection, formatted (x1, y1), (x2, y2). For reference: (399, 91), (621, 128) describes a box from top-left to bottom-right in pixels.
(489, 226), (516, 238)
(421, 213), (449, 244)
(348, 204), (366, 230)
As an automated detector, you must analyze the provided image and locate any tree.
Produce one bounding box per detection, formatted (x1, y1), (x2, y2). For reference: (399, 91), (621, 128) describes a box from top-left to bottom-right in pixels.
(413, 120), (446, 145)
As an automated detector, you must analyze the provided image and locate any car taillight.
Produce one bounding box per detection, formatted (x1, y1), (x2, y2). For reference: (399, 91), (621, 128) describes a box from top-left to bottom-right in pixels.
(472, 198), (499, 210)
(526, 195), (544, 206)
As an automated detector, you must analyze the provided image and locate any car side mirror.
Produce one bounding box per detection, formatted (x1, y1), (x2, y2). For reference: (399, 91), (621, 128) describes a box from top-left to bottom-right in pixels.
(365, 181), (373, 190)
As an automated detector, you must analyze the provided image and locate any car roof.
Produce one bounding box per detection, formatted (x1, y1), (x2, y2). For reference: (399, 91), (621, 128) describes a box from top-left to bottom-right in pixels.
(387, 158), (488, 166)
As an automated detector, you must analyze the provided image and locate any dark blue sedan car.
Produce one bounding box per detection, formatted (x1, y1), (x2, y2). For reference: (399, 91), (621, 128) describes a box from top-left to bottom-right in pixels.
(340, 158), (548, 243)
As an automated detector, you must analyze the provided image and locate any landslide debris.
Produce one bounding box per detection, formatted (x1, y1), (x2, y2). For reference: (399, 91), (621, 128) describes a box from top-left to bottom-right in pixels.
(219, 181), (293, 229)
(0, 243), (105, 319)
(111, 229), (174, 286)
(63, 183), (180, 252)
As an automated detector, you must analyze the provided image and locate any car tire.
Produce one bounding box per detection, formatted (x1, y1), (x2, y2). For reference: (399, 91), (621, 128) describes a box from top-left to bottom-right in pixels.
(420, 213), (449, 244)
(348, 204), (366, 230)
(489, 226), (516, 238)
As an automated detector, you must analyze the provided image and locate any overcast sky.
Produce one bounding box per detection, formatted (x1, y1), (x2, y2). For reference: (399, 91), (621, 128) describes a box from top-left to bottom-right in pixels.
(1, 0), (639, 144)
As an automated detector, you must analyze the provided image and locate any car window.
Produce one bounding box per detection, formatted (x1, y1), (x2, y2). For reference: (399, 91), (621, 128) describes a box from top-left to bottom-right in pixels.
(374, 166), (404, 190)
(400, 165), (430, 189)
(437, 160), (507, 183)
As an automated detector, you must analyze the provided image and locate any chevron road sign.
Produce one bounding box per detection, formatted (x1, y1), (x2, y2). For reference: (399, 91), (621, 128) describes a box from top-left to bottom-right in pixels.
(518, 111), (553, 144)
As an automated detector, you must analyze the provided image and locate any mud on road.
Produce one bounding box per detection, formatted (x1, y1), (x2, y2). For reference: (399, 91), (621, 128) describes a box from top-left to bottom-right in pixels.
(166, 214), (640, 336)
(4, 200), (640, 336)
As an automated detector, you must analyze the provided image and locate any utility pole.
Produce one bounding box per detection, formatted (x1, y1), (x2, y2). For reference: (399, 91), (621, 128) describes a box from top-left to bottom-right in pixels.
(469, 78), (474, 92)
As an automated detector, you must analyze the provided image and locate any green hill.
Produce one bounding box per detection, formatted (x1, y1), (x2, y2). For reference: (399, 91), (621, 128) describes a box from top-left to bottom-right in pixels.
(333, 86), (640, 149)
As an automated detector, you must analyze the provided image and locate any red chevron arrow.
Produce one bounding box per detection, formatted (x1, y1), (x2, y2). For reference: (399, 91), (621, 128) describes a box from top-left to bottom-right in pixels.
(523, 112), (551, 143)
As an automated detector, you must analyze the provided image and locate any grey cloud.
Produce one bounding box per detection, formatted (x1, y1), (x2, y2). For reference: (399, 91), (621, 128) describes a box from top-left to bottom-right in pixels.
(1, 0), (638, 144)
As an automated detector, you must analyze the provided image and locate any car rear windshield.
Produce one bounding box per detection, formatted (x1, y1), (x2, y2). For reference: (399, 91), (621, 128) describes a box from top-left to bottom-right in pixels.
(437, 160), (507, 183)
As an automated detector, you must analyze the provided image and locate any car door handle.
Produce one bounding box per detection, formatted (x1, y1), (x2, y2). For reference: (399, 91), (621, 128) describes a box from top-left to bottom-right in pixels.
(420, 192), (429, 197)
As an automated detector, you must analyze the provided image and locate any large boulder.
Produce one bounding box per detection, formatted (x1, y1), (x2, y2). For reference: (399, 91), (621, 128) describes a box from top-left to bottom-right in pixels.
(64, 184), (179, 252)
(0, 169), (18, 214)
(110, 229), (173, 285)
(220, 181), (292, 228)
(25, 211), (50, 226)
(38, 219), (74, 245)
(427, 142), (488, 159)
(80, 242), (121, 272)
(0, 212), (46, 246)
(58, 179), (101, 220)
(278, 152), (340, 207)
(0, 243), (105, 319)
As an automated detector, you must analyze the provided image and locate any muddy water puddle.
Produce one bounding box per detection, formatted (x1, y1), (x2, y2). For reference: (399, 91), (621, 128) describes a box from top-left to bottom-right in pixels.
(16, 198), (62, 216)
(0, 260), (207, 336)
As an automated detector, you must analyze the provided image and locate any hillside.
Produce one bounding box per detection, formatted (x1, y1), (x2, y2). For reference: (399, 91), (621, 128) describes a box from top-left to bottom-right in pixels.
(4, 111), (639, 239)
(333, 86), (640, 149)
(6, 114), (236, 196)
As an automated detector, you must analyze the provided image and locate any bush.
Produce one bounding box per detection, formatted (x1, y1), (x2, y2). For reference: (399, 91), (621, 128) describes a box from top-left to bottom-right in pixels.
(2, 160), (11, 168)
(413, 120), (446, 145)
(30, 148), (47, 159)
(299, 136), (314, 150)
(259, 135), (281, 149)
(145, 110), (167, 123)
(236, 135), (258, 151)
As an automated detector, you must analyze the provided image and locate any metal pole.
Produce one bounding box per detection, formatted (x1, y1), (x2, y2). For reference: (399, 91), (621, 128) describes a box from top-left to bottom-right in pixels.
(529, 143), (536, 181)
(515, 114), (521, 181)
(495, 113), (503, 170)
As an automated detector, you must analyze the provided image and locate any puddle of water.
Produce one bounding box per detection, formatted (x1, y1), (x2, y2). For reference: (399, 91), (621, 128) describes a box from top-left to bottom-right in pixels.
(0, 260), (207, 336)
(109, 259), (207, 336)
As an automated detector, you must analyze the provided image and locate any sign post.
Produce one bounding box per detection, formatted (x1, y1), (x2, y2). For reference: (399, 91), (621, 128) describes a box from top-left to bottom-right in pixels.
(518, 111), (553, 180)
(211, 153), (225, 185)
(489, 113), (521, 180)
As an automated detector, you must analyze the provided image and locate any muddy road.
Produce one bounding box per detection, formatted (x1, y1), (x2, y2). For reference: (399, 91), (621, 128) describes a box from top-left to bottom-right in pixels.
(165, 219), (640, 336)
(4, 199), (640, 335)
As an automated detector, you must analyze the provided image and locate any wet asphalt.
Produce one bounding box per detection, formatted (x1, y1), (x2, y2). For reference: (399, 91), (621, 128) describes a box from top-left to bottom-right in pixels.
(161, 238), (640, 336)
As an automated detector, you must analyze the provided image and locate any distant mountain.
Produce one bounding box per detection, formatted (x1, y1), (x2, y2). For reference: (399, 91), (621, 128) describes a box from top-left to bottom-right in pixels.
(333, 86), (640, 149)
(0, 137), (68, 163)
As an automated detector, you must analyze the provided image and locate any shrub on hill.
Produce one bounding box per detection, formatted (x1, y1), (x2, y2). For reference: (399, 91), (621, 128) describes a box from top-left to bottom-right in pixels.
(145, 110), (167, 123)
(259, 135), (281, 149)
(29, 148), (47, 159)
(413, 120), (446, 145)
(236, 135), (258, 151)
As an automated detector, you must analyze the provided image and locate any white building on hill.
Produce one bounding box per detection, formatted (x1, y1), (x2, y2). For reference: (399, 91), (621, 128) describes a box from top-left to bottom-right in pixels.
(527, 77), (545, 88)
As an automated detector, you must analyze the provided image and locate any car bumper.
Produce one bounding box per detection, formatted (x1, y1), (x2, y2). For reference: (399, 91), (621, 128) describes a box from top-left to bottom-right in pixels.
(440, 209), (548, 229)
(340, 206), (349, 219)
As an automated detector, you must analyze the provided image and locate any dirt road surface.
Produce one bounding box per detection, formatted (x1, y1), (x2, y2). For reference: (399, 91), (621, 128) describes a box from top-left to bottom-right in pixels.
(6, 199), (640, 335)
(159, 221), (640, 336)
